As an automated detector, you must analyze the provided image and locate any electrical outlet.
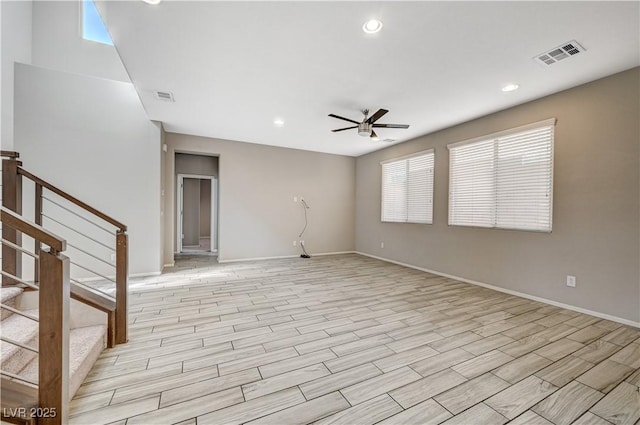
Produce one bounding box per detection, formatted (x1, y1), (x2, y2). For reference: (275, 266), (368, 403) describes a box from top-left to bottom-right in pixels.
(380, 242), (384, 249)
(293, 240), (297, 246)
(110, 253), (116, 263)
(293, 196), (298, 202)
(566, 275), (576, 288)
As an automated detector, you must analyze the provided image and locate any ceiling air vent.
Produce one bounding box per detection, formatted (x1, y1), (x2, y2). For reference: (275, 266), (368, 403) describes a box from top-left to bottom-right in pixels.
(535, 40), (585, 66)
(155, 91), (174, 102)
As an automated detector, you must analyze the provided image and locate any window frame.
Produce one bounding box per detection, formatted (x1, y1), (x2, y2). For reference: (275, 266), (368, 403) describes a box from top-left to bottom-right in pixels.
(380, 148), (435, 225)
(80, 0), (114, 46)
(447, 118), (556, 233)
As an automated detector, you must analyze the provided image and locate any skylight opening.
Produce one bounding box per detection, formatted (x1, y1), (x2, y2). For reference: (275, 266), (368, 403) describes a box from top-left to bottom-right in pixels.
(82, 0), (113, 46)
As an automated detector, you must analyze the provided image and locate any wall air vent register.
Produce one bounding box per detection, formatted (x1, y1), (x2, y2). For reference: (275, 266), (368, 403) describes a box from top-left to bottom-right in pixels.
(156, 91), (175, 102)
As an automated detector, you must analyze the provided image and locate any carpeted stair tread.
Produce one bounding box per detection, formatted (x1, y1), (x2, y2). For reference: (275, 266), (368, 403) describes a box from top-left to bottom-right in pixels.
(0, 287), (24, 320)
(18, 324), (106, 398)
(0, 309), (39, 374)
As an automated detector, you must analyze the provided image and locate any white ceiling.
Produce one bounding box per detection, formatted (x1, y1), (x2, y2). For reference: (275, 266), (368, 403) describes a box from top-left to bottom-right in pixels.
(97, 1), (639, 157)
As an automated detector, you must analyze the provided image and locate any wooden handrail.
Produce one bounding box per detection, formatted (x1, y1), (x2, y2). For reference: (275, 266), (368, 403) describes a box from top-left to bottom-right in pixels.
(0, 151), (20, 158)
(17, 167), (127, 232)
(0, 207), (65, 253)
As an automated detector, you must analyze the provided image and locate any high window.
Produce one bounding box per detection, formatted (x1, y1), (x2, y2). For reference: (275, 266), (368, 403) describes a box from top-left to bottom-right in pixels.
(381, 150), (434, 224)
(448, 119), (555, 232)
(82, 0), (113, 46)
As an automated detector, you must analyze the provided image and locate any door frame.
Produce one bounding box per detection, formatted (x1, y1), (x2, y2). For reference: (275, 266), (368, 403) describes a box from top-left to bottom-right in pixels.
(176, 174), (218, 254)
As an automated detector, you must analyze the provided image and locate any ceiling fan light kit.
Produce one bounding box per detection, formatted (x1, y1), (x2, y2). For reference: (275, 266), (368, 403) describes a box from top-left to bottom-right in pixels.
(328, 108), (409, 140)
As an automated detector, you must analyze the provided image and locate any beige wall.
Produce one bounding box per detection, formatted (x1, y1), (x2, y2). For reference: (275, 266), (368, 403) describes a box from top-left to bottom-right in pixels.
(164, 133), (355, 262)
(175, 153), (218, 177)
(355, 67), (640, 323)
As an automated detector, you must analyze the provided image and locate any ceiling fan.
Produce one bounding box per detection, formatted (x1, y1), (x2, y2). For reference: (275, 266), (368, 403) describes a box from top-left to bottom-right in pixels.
(328, 108), (409, 140)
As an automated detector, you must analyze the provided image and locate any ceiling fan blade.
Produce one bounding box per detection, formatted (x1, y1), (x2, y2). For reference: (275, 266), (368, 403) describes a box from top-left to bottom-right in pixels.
(331, 126), (358, 132)
(328, 114), (360, 125)
(366, 109), (389, 124)
(372, 124), (410, 129)
(370, 130), (379, 140)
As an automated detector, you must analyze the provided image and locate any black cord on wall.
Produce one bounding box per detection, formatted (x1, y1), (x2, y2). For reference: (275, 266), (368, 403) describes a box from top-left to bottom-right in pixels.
(299, 198), (311, 258)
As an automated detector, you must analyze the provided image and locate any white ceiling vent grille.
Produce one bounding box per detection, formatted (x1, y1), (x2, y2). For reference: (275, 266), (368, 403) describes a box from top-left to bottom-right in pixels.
(535, 40), (585, 66)
(156, 91), (175, 102)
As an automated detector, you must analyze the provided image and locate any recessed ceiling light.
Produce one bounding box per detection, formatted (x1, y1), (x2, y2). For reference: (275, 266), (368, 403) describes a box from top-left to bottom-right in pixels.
(363, 19), (382, 34)
(142, 0), (162, 4)
(273, 119), (285, 127)
(502, 83), (519, 92)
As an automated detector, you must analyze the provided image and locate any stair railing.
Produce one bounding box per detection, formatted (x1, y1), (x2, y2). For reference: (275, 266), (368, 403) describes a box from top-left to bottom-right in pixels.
(1, 151), (128, 346)
(0, 206), (69, 425)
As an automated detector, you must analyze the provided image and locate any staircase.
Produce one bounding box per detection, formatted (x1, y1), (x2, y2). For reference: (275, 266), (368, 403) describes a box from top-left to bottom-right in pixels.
(0, 151), (129, 424)
(1, 287), (107, 396)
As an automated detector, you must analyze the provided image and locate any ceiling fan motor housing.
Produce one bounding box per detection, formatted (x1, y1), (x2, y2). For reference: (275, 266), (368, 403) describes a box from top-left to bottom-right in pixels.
(358, 123), (372, 136)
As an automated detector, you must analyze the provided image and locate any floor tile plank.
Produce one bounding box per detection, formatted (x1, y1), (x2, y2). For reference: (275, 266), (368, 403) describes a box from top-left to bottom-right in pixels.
(492, 353), (552, 384)
(485, 375), (557, 419)
(451, 349), (513, 379)
(434, 372), (510, 414)
(313, 393), (402, 425)
(197, 387), (306, 425)
(340, 366), (422, 405)
(440, 403), (508, 425)
(299, 363), (381, 400)
(532, 380), (604, 425)
(590, 381), (640, 425)
(389, 368), (467, 408)
(576, 359), (634, 393)
(376, 398), (452, 425)
(127, 388), (242, 425)
(244, 391), (350, 425)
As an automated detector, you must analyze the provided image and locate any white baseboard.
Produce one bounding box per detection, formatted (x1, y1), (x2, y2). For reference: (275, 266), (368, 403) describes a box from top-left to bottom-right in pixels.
(355, 251), (640, 328)
(130, 271), (162, 278)
(76, 271), (162, 283)
(218, 251), (356, 264)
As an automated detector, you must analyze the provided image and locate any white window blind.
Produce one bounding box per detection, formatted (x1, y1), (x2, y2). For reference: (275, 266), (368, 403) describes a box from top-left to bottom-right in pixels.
(381, 150), (434, 224)
(448, 119), (555, 232)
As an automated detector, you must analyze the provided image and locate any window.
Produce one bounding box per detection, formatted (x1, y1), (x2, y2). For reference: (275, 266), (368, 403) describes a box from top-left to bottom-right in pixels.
(381, 149), (434, 224)
(82, 0), (114, 46)
(448, 119), (555, 232)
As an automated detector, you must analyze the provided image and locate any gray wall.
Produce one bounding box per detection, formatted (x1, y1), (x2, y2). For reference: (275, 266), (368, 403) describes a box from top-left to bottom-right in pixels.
(1, 0), (32, 149)
(164, 133), (355, 262)
(355, 67), (639, 324)
(15, 63), (162, 276)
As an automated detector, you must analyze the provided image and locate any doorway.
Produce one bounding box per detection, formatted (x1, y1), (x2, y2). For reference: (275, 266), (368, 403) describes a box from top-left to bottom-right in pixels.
(177, 174), (218, 254)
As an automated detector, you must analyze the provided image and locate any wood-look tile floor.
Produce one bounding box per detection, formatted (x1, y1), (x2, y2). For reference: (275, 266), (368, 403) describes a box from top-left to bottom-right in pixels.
(69, 254), (640, 425)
